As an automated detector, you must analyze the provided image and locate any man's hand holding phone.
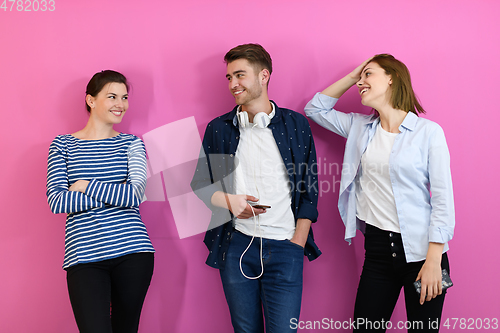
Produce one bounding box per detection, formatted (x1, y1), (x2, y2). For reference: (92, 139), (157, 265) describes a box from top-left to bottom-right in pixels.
(211, 192), (269, 219)
(235, 196), (268, 219)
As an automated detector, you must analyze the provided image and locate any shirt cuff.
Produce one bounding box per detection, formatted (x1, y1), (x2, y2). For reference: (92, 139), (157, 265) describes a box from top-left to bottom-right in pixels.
(428, 225), (453, 244)
(315, 92), (339, 109)
(296, 201), (318, 223)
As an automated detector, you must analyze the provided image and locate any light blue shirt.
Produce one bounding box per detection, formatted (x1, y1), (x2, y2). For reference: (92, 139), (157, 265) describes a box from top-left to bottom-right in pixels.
(305, 93), (454, 262)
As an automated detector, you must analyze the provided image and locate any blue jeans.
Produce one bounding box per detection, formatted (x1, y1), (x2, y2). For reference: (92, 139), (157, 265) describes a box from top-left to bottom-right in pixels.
(220, 230), (304, 333)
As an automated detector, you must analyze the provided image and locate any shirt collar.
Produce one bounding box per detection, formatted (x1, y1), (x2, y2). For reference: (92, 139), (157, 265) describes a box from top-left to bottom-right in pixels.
(368, 115), (379, 129)
(368, 111), (418, 132)
(399, 111), (418, 131)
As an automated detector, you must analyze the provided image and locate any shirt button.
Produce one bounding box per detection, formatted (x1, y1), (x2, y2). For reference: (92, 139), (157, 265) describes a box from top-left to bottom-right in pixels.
(392, 253), (396, 257)
(389, 233), (393, 237)
(391, 242), (394, 247)
(236, 137), (239, 139)
(230, 154), (234, 157)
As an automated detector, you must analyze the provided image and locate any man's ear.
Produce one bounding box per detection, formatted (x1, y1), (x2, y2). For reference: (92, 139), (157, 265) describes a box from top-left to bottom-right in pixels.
(260, 69), (270, 86)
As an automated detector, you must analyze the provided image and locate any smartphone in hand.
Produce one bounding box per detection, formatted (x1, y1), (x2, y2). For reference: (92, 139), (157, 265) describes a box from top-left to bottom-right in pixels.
(251, 204), (271, 210)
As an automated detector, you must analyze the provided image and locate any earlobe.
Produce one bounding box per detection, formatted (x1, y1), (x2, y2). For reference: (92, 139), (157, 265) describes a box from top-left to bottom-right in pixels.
(261, 69), (270, 85)
(86, 95), (94, 108)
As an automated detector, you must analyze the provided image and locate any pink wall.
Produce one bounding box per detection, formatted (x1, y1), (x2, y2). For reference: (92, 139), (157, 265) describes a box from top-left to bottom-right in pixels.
(1, 0), (499, 331)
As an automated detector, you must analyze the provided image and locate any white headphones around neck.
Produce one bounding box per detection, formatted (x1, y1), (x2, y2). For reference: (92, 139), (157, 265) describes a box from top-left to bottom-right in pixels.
(237, 103), (275, 129)
(237, 111), (271, 129)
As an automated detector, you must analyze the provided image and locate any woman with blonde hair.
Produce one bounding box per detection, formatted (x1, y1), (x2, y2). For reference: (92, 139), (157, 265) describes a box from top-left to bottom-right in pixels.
(305, 54), (454, 332)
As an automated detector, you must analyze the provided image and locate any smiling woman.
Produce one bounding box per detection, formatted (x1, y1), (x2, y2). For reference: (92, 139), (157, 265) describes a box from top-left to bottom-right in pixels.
(305, 54), (454, 332)
(85, 81), (128, 123)
(46, 70), (155, 333)
(357, 54), (425, 117)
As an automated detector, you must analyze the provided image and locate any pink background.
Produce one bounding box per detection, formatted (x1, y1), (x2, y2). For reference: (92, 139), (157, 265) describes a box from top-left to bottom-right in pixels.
(1, 0), (499, 332)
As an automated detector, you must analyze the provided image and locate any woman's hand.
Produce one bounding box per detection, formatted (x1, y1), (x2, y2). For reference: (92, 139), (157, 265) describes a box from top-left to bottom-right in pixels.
(348, 58), (373, 81)
(416, 242), (445, 305)
(321, 57), (374, 98)
(416, 260), (442, 305)
(68, 180), (90, 193)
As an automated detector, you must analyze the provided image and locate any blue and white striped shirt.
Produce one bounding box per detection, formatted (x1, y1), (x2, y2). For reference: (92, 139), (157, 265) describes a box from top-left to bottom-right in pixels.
(46, 133), (155, 269)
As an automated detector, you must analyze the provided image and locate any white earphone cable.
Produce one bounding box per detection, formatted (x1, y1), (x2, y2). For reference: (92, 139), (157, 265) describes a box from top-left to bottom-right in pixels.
(238, 122), (264, 280)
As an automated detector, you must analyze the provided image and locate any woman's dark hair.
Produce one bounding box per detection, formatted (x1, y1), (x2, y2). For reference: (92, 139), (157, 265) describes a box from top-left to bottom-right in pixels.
(369, 54), (425, 115)
(85, 70), (129, 112)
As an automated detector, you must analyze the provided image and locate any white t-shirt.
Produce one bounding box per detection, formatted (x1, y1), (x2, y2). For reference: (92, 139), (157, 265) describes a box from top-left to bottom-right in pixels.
(356, 122), (400, 232)
(233, 109), (295, 240)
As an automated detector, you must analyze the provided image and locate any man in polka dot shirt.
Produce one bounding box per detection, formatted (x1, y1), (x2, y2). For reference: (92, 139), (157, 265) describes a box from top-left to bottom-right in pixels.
(191, 43), (321, 333)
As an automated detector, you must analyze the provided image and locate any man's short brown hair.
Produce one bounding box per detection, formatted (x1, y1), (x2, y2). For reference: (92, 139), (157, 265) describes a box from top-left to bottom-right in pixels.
(224, 43), (273, 75)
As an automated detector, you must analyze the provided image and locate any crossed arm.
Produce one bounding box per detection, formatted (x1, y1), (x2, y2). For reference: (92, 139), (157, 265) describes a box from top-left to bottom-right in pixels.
(46, 138), (147, 214)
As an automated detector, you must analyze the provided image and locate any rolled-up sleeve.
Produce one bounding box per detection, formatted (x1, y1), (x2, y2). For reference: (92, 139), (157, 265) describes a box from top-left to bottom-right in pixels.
(305, 92), (356, 139)
(427, 125), (455, 243)
(190, 123), (226, 212)
(296, 121), (319, 223)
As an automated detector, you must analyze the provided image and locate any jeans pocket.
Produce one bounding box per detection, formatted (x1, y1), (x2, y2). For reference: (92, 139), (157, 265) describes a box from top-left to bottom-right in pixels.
(286, 239), (305, 250)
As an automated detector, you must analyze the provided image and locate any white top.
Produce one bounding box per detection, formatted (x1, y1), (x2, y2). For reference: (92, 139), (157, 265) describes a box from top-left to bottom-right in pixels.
(356, 122), (400, 232)
(233, 108), (295, 239)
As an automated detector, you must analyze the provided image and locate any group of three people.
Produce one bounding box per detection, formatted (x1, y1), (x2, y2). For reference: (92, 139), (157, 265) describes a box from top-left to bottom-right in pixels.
(46, 43), (454, 332)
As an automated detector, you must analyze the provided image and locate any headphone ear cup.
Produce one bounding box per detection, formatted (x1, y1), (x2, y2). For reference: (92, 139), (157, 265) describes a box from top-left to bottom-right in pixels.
(254, 112), (271, 129)
(237, 111), (249, 128)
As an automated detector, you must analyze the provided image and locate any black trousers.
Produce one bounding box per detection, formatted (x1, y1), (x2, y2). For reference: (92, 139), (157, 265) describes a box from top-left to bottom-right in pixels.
(354, 224), (450, 332)
(66, 252), (154, 333)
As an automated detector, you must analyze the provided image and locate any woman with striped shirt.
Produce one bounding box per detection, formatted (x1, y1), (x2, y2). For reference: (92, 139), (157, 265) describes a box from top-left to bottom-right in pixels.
(46, 70), (155, 333)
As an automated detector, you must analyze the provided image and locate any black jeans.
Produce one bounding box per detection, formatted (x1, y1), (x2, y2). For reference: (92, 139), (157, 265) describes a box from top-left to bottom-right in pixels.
(354, 224), (450, 332)
(66, 252), (154, 333)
